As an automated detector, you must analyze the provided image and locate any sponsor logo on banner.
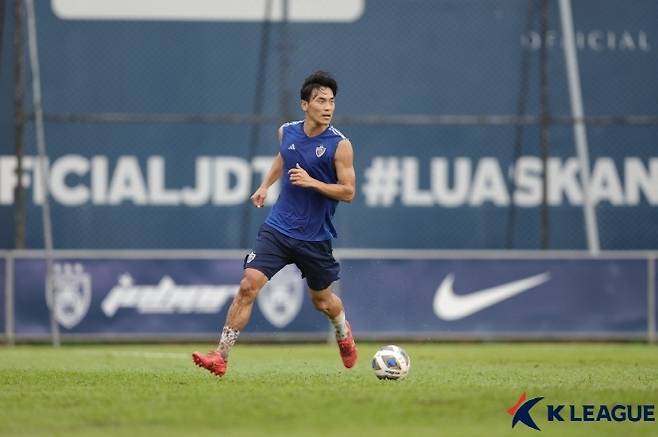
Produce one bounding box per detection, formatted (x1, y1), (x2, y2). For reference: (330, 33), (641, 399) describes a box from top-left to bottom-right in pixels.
(48, 263), (92, 329)
(433, 273), (551, 320)
(507, 392), (656, 431)
(257, 265), (304, 328)
(101, 274), (238, 316)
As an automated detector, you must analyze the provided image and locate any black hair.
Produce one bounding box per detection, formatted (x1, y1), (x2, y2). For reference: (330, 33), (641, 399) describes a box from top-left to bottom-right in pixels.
(300, 71), (338, 102)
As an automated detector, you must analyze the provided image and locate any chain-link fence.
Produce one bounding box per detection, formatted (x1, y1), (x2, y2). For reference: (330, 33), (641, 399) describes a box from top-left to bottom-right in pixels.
(2, 0), (657, 249)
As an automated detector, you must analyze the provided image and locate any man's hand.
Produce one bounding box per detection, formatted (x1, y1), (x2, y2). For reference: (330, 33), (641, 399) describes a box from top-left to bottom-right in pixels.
(288, 163), (317, 188)
(250, 187), (268, 208)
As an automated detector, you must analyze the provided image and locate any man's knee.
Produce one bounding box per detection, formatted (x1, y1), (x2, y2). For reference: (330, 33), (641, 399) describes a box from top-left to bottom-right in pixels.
(236, 275), (261, 304)
(310, 289), (333, 312)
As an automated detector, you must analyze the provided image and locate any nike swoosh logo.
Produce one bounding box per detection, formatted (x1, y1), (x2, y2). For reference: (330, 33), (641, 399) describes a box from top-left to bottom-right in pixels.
(433, 272), (551, 321)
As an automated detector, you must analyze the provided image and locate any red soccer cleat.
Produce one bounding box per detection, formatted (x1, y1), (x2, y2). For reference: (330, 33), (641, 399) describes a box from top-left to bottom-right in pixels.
(336, 321), (358, 368)
(192, 351), (227, 377)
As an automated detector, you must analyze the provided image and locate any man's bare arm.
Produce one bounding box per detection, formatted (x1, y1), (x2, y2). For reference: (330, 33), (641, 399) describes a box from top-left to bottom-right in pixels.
(250, 127), (285, 208)
(287, 139), (355, 202)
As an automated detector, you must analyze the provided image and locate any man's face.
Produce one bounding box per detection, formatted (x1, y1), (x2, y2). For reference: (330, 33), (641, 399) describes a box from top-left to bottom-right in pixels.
(301, 87), (335, 126)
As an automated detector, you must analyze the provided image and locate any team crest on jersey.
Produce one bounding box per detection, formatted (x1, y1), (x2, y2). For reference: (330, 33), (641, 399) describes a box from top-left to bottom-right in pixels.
(315, 145), (326, 158)
(48, 263), (92, 329)
(257, 265), (304, 328)
(246, 251), (256, 263)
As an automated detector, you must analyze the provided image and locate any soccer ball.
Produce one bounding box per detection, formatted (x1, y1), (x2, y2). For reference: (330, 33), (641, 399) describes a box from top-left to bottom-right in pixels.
(371, 345), (411, 380)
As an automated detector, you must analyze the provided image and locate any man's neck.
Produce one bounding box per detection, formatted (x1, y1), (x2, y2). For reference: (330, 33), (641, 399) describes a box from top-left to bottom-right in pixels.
(303, 119), (329, 138)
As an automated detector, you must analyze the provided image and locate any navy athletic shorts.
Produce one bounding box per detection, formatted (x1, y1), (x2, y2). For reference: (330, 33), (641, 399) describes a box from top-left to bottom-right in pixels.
(243, 223), (340, 290)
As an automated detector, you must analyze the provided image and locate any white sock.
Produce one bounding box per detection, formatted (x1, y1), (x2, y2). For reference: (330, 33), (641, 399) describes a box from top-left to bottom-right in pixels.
(330, 311), (349, 340)
(216, 326), (240, 361)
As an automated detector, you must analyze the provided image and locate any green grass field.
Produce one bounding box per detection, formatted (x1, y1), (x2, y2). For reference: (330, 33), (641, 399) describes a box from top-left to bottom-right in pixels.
(0, 343), (656, 436)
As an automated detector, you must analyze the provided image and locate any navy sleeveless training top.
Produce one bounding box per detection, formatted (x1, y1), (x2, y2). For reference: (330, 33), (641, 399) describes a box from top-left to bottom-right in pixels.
(265, 120), (347, 241)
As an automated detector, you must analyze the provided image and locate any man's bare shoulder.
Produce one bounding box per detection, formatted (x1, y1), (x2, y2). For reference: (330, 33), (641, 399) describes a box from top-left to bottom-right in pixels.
(337, 138), (354, 151)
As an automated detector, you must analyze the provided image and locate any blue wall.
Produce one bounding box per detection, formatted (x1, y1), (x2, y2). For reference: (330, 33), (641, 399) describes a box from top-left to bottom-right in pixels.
(0, 0), (656, 249)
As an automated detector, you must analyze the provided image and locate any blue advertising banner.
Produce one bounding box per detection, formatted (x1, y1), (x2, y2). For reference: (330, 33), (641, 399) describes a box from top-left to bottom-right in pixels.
(0, 257), (5, 334)
(340, 258), (648, 335)
(13, 258), (327, 336)
(9, 255), (653, 339)
(655, 258), (658, 339)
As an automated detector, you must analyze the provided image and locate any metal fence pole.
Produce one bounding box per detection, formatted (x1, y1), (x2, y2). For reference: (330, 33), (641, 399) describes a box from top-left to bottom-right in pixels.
(279, 0), (291, 122)
(506, 0), (535, 249)
(0, 0), (6, 69)
(13, 0), (26, 249)
(24, 0), (59, 346)
(558, 0), (600, 254)
(539, 0), (551, 249)
(242, 0), (274, 249)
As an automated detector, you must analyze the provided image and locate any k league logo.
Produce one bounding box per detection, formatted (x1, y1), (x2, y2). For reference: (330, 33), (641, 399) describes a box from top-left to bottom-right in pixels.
(257, 265), (304, 328)
(47, 263), (92, 329)
(507, 392), (656, 431)
(508, 392), (544, 431)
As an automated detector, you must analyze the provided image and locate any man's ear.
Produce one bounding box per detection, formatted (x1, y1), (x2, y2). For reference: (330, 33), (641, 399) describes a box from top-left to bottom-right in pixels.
(300, 100), (308, 112)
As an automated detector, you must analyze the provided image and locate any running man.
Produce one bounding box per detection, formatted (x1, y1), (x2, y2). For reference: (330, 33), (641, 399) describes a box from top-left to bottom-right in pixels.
(193, 71), (357, 377)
